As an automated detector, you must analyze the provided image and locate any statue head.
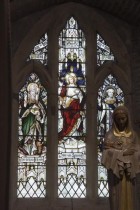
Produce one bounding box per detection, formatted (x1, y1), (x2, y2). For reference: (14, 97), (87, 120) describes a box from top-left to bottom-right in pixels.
(112, 106), (132, 136)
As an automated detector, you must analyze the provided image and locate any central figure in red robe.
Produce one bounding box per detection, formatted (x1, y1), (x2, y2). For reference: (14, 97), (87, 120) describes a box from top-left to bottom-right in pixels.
(58, 72), (85, 142)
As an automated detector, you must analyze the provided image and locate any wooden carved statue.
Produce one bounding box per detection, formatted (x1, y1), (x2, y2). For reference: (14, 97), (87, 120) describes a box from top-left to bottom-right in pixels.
(101, 105), (140, 210)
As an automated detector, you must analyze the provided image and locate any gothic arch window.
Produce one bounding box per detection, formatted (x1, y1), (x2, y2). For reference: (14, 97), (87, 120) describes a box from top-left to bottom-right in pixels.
(18, 73), (47, 198)
(10, 4), (130, 210)
(58, 17), (86, 198)
(97, 74), (124, 197)
(16, 24), (125, 200)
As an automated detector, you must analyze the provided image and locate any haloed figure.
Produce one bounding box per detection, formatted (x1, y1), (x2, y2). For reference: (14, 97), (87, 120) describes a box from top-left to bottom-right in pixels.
(19, 82), (45, 155)
(101, 106), (140, 210)
(58, 72), (85, 142)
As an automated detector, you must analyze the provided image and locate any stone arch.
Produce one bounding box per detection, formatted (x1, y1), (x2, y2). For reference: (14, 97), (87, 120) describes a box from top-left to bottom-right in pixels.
(95, 61), (131, 94)
(95, 61), (132, 112)
(12, 2), (130, 76)
(13, 61), (52, 94)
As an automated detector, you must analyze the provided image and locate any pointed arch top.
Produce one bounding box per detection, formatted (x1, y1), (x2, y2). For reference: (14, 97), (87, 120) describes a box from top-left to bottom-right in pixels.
(95, 62), (131, 96)
(59, 16), (86, 72)
(13, 3), (130, 77)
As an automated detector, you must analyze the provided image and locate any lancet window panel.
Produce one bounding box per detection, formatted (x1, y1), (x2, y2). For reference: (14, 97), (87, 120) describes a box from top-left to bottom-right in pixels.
(97, 33), (115, 67)
(97, 74), (124, 197)
(27, 33), (48, 66)
(18, 73), (47, 198)
(58, 17), (86, 198)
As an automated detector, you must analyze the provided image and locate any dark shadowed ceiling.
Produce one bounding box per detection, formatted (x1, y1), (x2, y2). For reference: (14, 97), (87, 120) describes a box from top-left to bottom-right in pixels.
(10, 0), (140, 26)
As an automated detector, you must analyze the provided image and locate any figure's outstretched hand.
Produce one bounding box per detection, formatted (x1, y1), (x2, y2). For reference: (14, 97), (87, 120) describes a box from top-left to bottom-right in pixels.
(123, 148), (135, 156)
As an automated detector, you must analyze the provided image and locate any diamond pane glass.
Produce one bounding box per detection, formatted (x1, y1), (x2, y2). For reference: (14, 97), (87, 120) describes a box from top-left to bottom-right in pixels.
(58, 17), (86, 198)
(97, 33), (114, 66)
(27, 33), (48, 66)
(97, 74), (124, 197)
(18, 73), (47, 198)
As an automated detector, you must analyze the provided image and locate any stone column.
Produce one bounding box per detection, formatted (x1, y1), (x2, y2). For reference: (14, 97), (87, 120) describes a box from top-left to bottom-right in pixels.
(132, 27), (140, 210)
(0, 0), (11, 210)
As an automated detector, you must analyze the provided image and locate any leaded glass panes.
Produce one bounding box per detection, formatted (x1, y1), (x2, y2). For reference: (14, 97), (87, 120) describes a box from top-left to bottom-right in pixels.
(18, 73), (47, 198)
(58, 17), (86, 198)
(97, 34), (114, 66)
(27, 33), (48, 66)
(97, 74), (124, 197)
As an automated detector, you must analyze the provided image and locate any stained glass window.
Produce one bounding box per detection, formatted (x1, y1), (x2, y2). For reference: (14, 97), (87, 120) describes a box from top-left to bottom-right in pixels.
(18, 73), (47, 198)
(97, 74), (124, 197)
(27, 33), (48, 66)
(58, 17), (86, 198)
(97, 34), (114, 66)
